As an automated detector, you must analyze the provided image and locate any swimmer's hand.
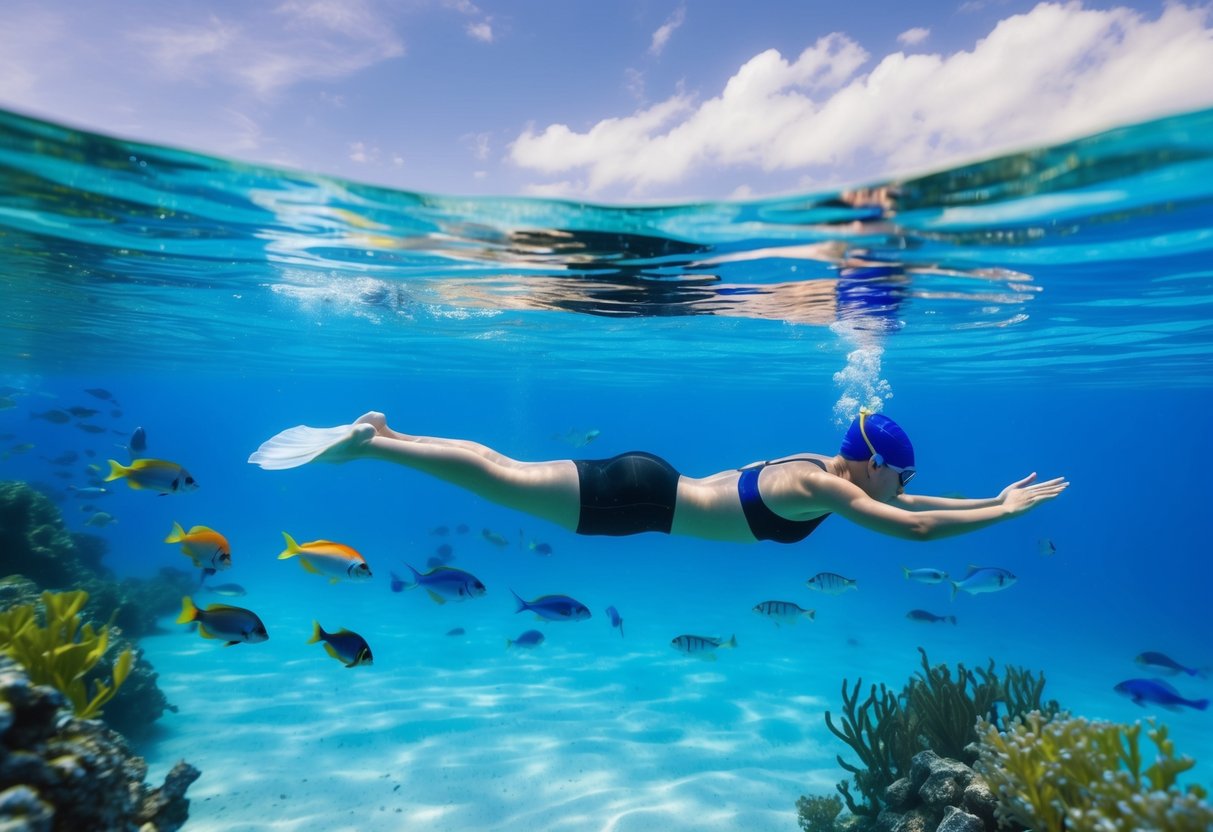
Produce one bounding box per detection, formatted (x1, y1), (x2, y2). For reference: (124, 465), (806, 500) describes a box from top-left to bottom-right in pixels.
(997, 473), (1069, 514)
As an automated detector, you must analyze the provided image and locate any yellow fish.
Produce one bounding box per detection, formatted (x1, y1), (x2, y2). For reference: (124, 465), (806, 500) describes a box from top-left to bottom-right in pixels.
(165, 522), (231, 572)
(278, 533), (372, 583)
(105, 458), (198, 494)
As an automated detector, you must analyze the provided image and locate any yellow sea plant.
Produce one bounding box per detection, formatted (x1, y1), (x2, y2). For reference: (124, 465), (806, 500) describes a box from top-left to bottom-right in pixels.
(0, 589), (133, 719)
(975, 710), (1213, 832)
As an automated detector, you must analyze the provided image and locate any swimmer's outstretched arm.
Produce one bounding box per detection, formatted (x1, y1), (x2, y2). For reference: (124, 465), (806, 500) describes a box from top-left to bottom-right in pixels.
(893, 474), (1067, 511)
(819, 472), (1068, 541)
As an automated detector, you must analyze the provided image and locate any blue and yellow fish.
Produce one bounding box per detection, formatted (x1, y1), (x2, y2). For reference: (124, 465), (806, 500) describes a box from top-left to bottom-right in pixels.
(308, 622), (373, 667)
(177, 597), (267, 646)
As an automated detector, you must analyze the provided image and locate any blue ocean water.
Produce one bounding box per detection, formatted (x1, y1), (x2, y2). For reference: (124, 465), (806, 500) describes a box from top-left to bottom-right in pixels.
(1, 106), (1212, 830)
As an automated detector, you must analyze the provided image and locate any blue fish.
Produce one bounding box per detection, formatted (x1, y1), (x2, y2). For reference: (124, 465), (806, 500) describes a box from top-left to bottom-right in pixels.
(511, 590), (591, 622)
(506, 629), (545, 649)
(1135, 651), (1204, 677)
(176, 597), (267, 646)
(308, 622), (373, 668)
(605, 605), (624, 637)
(1113, 678), (1208, 711)
(949, 565), (1017, 600)
(907, 609), (957, 625)
(394, 564), (486, 605)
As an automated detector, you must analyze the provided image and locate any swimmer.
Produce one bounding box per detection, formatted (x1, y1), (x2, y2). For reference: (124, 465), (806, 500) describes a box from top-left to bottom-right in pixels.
(248, 410), (1067, 544)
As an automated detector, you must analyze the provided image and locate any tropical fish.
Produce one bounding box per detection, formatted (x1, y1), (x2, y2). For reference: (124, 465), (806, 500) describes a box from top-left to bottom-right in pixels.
(68, 485), (108, 496)
(67, 406), (99, 418)
(511, 590), (591, 621)
(528, 540), (554, 556)
(430, 525), (449, 536)
(125, 426), (147, 457)
(507, 629), (545, 649)
(949, 566), (1017, 600)
(806, 572), (858, 594)
(671, 634), (737, 660)
(434, 543), (454, 560)
(105, 458), (198, 494)
(308, 622), (373, 668)
(393, 564), (486, 605)
(9, 443), (35, 454)
(278, 533), (372, 582)
(555, 428), (600, 447)
(482, 528), (510, 547)
(84, 511), (117, 528)
(31, 409), (70, 424)
(1113, 678), (1209, 711)
(204, 582), (247, 597)
(49, 451), (79, 466)
(753, 600), (815, 625)
(176, 597), (268, 646)
(166, 522), (232, 572)
(1037, 538), (1057, 556)
(605, 605), (624, 637)
(902, 567), (948, 584)
(455, 524), (470, 534)
(907, 609), (957, 625)
(84, 388), (114, 400)
(1135, 651), (1204, 677)
(76, 424), (106, 434)
(446, 627), (466, 637)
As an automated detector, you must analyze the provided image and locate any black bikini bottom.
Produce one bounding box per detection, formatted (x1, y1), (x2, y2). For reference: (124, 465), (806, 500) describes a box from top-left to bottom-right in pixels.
(573, 451), (680, 536)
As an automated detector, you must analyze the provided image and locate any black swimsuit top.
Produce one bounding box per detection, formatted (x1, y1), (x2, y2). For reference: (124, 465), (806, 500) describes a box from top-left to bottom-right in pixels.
(736, 457), (830, 544)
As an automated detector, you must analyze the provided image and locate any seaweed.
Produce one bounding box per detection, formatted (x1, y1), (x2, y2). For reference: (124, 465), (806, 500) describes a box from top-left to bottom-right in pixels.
(976, 710), (1213, 832)
(0, 589), (133, 719)
(796, 793), (843, 832)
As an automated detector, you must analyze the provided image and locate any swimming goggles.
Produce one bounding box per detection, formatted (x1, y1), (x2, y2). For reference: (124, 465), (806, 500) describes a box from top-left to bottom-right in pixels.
(859, 409), (917, 487)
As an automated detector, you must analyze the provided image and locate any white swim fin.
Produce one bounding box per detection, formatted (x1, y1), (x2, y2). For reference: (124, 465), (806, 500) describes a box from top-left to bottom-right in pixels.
(247, 424), (360, 470)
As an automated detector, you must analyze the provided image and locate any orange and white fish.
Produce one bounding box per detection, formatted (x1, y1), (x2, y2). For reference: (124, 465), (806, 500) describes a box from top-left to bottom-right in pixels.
(165, 522), (231, 573)
(278, 533), (372, 583)
(105, 458), (197, 494)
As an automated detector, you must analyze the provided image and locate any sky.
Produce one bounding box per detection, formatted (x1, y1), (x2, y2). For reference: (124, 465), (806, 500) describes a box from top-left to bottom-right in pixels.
(3, 0), (1213, 203)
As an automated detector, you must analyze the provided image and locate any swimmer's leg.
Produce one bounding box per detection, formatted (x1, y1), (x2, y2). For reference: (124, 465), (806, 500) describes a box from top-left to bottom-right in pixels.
(251, 413), (580, 530)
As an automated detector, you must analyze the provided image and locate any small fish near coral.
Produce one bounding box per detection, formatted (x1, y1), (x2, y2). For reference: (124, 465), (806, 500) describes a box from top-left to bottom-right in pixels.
(906, 609), (957, 625)
(753, 600), (815, 625)
(308, 622), (373, 668)
(671, 633), (737, 660)
(949, 565), (1017, 600)
(511, 590), (591, 621)
(177, 597), (268, 646)
(165, 522), (232, 573)
(278, 533), (372, 583)
(105, 458), (198, 494)
(1113, 678), (1209, 711)
(806, 572), (857, 594)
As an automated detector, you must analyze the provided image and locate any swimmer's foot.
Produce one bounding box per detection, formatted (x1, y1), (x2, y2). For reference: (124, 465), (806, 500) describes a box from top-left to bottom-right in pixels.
(247, 422), (376, 470)
(353, 410), (410, 440)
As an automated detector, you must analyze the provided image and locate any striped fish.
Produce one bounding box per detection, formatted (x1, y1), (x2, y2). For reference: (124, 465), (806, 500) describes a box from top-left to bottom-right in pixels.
(671, 633), (737, 660)
(806, 572), (858, 594)
(752, 600), (815, 625)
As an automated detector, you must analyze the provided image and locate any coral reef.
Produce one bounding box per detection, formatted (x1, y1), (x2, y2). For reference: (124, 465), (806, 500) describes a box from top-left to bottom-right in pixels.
(797, 793), (846, 832)
(975, 710), (1213, 832)
(0, 590), (132, 720)
(823, 648), (1054, 819)
(0, 656), (199, 830)
(0, 481), (186, 736)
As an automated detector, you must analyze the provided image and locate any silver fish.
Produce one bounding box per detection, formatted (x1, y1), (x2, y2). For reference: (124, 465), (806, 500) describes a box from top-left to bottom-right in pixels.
(902, 566), (948, 584)
(949, 565), (1017, 600)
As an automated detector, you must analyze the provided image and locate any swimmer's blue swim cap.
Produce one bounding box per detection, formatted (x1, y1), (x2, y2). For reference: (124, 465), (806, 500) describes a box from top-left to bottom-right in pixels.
(840, 412), (915, 469)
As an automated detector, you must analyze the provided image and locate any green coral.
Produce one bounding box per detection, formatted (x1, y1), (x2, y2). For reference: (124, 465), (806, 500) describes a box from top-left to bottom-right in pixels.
(0, 589), (133, 719)
(796, 794), (842, 832)
(822, 647), (1057, 818)
(975, 711), (1213, 832)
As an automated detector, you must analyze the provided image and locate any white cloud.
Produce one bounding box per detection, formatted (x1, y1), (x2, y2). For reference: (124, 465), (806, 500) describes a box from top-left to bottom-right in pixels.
(462, 131), (492, 161)
(349, 141), (373, 163)
(129, 1), (404, 97)
(467, 21), (494, 43)
(650, 5), (686, 56)
(509, 2), (1213, 197)
(897, 27), (930, 46)
(625, 67), (646, 102)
